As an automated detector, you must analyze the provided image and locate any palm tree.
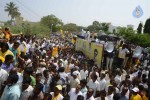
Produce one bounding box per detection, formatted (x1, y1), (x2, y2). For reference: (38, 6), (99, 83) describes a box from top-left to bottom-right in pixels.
(5, 2), (20, 21)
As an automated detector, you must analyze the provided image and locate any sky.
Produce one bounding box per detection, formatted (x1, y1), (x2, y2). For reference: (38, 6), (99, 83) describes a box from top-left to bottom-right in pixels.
(0, 0), (150, 29)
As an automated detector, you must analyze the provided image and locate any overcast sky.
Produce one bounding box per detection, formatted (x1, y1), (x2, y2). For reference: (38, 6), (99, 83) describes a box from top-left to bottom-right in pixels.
(0, 0), (150, 29)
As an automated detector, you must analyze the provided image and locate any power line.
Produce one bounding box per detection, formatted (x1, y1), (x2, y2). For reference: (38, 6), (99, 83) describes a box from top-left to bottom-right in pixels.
(14, 1), (40, 20)
(15, 0), (41, 19)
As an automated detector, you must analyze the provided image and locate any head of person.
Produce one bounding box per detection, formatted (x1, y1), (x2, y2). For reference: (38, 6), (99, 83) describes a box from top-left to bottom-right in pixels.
(33, 83), (43, 95)
(5, 27), (10, 32)
(54, 85), (62, 96)
(121, 87), (128, 96)
(23, 67), (33, 77)
(122, 44), (126, 49)
(75, 84), (81, 94)
(113, 93), (121, 100)
(80, 79), (87, 88)
(13, 42), (20, 49)
(0, 42), (9, 53)
(87, 88), (94, 99)
(22, 76), (31, 91)
(77, 95), (84, 100)
(44, 93), (52, 100)
(43, 69), (49, 79)
(5, 54), (14, 64)
(91, 73), (97, 82)
(58, 67), (65, 73)
(108, 86), (114, 95)
(7, 73), (19, 86)
(132, 87), (139, 95)
(72, 71), (78, 79)
(100, 90), (106, 98)
(101, 73), (106, 79)
(36, 73), (42, 83)
(83, 65), (87, 71)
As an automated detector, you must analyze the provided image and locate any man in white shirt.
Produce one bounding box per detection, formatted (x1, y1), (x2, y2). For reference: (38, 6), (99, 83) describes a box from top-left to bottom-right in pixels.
(20, 76), (33, 100)
(87, 73), (99, 97)
(68, 84), (83, 100)
(80, 66), (88, 80)
(85, 88), (95, 100)
(70, 71), (80, 88)
(97, 73), (106, 92)
(106, 86), (114, 100)
(118, 44), (129, 68)
(0, 60), (9, 94)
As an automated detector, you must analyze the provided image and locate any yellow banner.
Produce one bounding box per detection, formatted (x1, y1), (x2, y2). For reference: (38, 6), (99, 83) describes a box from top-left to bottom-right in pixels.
(76, 38), (103, 67)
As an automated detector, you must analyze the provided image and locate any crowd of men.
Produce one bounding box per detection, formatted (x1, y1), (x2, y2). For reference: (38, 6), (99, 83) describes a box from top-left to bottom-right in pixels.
(0, 27), (150, 100)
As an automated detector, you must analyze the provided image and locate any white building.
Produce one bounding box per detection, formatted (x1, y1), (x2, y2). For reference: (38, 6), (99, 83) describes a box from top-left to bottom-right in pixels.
(127, 24), (134, 29)
(108, 24), (119, 33)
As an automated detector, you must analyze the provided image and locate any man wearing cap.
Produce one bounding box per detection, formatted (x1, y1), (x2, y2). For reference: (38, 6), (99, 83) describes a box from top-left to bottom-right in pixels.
(130, 87), (142, 100)
(50, 85), (64, 100)
(70, 71), (80, 88)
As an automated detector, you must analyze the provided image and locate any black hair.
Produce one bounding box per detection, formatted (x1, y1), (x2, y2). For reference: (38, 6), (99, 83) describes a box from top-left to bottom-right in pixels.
(58, 67), (65, 72)
(9, 73), (19, 84)
(93, 73), (97, 79)
(113, 93), (121, 100)
(24, 67), (33, 75)
(1, 42), (9, 50)
(14, 41), (20, 45)
(23, 76), (31, 84)
(80, 79), (87, 85)
(43, 70), (49, 75)
(5, 27), (9, 31)
(77, 95), (84, 100)
(36, 73), (42, 77)
(5, 54), (13, 61)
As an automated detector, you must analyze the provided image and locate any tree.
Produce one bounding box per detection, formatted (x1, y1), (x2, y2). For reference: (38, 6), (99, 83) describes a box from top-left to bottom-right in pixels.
(101, 23), (109, 32)
(143, 18), (150, 35)
(40, 15), (63, 32)
(5, 2), (20, 21)
(63, 23), (78, 32)
(137, 22), (143, 34)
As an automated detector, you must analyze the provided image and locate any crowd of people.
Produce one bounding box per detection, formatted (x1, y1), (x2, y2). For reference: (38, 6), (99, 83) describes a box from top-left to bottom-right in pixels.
(0, 27), (150, 100)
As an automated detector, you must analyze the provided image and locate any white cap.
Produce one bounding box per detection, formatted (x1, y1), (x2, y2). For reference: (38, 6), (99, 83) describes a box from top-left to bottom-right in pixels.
(132, 87), (139, 92)
(73, 71), (78, 76)
(40, 62), (46, 66)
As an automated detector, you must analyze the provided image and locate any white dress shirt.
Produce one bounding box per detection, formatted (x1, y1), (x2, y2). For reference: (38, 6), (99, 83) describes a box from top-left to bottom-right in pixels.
(97, 78), (106, 91)
(20, 85), (33, 100)
(68, 88), (83, 100)
(87, 79), (99, 96)
(0, 68), (8, 91)
(80, 69), (88, 80)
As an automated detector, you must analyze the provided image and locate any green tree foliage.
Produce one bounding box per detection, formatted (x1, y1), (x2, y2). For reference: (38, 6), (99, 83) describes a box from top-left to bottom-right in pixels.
(143, 18), (150, 35)
(101, 23), (109, 32)
(87, 21), (100, 32)
(63, 23), (79, 32)
(30, 23), (50, 37)
(137, 22), (143, 34)
(117, 27), (150, 47)
(5, 2), (20, 21)
(40, 15), (63, 32)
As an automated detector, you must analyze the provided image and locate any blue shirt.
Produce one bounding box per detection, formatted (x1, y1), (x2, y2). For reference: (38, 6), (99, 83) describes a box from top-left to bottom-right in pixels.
(1, 63), (14, 72)
(0, 84), (21, 100)
(9, 47), (18, 63)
